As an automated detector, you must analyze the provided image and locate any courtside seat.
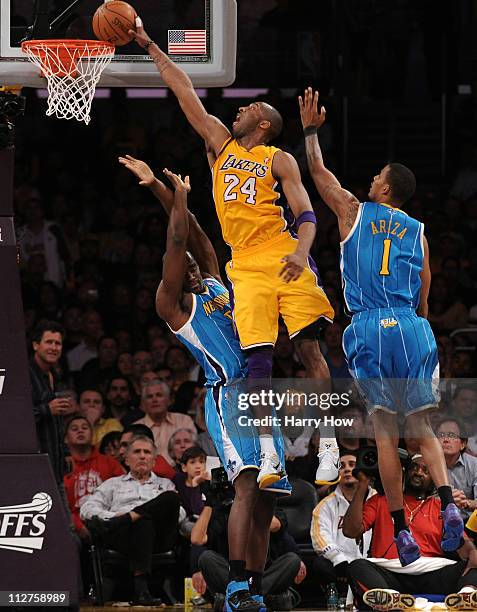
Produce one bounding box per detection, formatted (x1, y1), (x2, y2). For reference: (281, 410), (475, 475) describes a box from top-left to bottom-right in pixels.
(277, 476), (318, 560)
(90, 543), (179, 605)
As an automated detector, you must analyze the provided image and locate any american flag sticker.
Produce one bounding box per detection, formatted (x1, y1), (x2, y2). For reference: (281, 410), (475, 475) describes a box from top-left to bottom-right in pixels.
(168, 30), (207, 55)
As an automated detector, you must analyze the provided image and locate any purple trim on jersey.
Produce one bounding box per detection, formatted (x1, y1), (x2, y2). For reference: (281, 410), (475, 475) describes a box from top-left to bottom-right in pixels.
(226, 275), (235, 315)
(224, 273), (244, 345)
(282, 202), (296, 236)
(307, 254), (323, 286)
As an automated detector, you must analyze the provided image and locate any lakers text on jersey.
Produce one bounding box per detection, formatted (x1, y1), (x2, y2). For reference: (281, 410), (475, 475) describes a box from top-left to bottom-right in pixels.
(212, 138), (292, 251)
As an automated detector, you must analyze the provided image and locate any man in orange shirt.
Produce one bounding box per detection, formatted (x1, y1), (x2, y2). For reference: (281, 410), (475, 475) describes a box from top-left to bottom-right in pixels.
(343, 455), (477, 610)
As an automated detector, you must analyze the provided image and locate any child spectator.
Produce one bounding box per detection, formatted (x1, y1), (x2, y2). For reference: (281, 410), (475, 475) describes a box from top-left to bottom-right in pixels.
(174, 446), (210, 523)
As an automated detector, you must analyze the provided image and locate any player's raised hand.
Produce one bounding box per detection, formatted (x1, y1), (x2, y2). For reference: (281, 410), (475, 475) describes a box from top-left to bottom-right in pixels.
(163, 168), (191, 193)
(279, 252), (307, 283)
(129, 16), (154, 49)
(118, 155), (155, 186)
(299, 87), (326, 130)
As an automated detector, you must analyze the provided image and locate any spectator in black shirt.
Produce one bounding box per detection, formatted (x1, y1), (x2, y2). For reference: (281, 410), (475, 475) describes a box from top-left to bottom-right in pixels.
(29, 321), (75, 499)
(105, 375), (143, 426)
(173, 446), (209, 536)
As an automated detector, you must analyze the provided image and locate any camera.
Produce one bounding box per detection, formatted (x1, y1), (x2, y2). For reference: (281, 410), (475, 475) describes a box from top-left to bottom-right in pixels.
(0, 91), (26, 149)
(353, 446), (380, 478)
(352, 446), (410, 495)
(209, 467), (234, 506)
(0, 92), (26, 120)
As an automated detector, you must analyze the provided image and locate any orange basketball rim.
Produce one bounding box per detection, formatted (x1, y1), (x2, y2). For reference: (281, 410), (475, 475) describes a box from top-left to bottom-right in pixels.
(21, 39), (115, 124)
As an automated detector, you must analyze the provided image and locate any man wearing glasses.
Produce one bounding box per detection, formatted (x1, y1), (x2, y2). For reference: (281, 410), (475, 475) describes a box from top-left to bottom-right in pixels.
(437, 417), (477, 518)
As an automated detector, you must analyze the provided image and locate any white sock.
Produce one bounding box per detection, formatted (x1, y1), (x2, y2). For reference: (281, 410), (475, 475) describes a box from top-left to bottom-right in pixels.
(259, 435), (276, 454)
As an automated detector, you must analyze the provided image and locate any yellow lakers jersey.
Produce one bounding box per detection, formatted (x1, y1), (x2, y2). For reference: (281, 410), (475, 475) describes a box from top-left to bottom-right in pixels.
(212, 138), (291, 251)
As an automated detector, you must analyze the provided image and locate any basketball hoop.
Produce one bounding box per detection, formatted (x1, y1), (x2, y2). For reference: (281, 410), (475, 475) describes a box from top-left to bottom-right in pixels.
(21, 40), (115, 125)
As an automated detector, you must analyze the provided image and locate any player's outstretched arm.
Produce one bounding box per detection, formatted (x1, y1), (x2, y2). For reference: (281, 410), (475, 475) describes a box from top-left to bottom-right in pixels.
(119, 155), (221, 281)
(272, 151), (316, 283)
(130, 18), (230, 157)
(186, 212), (222, 282)
(417, 234), (431, 319)
(155, 169), (190, 320)
(299, 87), (360, 240)
(119, 154), (175, 210)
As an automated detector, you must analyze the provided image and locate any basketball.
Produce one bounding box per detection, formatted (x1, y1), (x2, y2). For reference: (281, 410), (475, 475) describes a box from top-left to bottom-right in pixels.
(32, 492), (53, 513)
(92, 0), (137, 47)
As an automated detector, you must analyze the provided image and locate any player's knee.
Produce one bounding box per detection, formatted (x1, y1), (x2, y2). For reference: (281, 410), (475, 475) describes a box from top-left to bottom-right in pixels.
(406, 414), (434, 442)
(234, 469), (260, 501)
(246, 347), (274, 379)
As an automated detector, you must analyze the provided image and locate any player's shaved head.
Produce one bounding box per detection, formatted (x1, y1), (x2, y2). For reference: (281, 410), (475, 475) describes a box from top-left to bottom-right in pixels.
(184, 250), (205, 294)
(258, 102), (283, 142)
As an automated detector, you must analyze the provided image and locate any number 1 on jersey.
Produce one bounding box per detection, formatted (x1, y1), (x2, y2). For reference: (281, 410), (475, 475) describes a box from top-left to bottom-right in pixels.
(380, 238), (391, 275)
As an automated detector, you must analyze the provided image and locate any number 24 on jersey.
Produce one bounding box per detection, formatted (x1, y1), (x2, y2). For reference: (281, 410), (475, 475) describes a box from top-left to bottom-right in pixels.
(223, 175), (257, 205)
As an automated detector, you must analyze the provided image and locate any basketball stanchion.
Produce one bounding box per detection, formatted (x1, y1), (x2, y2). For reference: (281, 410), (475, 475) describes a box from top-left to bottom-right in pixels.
(0, 110), (79, 608)
(21, 39), (115, 124)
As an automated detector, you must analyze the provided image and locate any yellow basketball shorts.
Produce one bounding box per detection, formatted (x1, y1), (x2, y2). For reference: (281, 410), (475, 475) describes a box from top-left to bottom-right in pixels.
(226, 233), (334, 349)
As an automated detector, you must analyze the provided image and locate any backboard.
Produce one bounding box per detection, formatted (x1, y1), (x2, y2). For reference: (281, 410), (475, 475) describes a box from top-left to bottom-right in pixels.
(0, 0), (236, 87)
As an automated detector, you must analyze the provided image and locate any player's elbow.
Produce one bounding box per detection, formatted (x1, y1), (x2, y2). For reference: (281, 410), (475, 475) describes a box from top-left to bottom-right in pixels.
(309, 160), (327, 181)
(155, 294), (172, 321)
(171, 232), (187, 246)
(310, 168), (333, 198)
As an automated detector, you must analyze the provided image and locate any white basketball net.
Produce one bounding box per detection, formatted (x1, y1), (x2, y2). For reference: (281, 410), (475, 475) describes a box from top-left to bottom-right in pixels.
(22, 40), (115, 125)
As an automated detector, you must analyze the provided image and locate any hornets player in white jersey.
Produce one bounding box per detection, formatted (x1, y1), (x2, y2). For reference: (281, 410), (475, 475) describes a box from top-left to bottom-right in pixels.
(299, 88), (463, 567)
(119, 156), (291, 612)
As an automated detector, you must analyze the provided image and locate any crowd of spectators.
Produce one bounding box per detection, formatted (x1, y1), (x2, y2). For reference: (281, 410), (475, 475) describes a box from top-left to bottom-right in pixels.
(13, 10), (477, 601)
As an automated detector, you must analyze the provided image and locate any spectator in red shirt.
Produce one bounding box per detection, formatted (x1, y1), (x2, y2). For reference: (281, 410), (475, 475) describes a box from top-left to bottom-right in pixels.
(342, 455), (477, 610)
(64, 415), (125, 541)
